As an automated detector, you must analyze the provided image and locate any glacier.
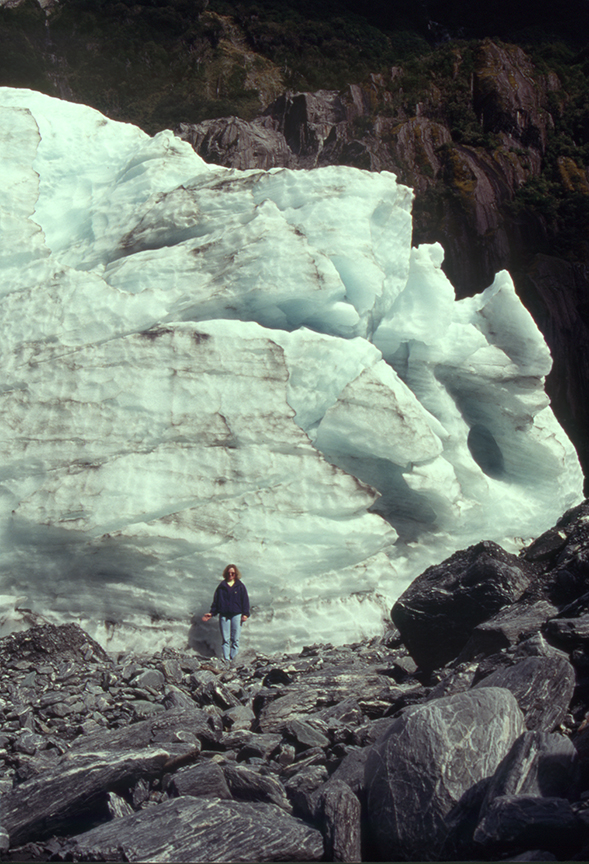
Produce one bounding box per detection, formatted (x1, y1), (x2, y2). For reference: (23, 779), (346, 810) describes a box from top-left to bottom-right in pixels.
(0, 87), (583, 656)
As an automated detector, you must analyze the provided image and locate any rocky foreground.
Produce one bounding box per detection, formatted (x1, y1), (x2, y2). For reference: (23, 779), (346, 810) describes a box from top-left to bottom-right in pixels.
(4, 504), (589, 860)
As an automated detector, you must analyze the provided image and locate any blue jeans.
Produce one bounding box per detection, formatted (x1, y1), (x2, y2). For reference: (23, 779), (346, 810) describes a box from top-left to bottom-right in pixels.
(219, 614), (241, 660)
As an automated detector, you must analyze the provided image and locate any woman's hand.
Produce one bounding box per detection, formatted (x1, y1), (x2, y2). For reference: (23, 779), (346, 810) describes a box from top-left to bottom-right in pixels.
(241, 615), (248, 623)
(201, 613), (212, 622)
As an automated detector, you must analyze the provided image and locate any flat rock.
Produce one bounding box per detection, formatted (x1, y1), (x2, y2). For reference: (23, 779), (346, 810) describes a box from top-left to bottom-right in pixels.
(70, 706), (219, 752)
(256, 687), (322, 733)
(233, 732), (281, 761)
(285, 717), (330, 750)
(364, 687), (524, 860)
(168, 762), (232, 800)
(318, 697), (363, 726)
(56, 796), (324, 862)
(131, 669), (165, 691)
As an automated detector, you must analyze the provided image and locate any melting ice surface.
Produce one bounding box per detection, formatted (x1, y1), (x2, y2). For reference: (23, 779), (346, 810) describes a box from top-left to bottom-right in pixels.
(0, 88), (584, 655)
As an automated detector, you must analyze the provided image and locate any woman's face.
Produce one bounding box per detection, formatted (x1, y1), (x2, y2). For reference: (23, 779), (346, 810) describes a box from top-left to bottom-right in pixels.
(226, 568), (237, 580)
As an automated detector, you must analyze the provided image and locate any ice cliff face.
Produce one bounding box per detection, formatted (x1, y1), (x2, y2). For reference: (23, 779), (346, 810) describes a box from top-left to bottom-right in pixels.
(0, 88), (583, 654)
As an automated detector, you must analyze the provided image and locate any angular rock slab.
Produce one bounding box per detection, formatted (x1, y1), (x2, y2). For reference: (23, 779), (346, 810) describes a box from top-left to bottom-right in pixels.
(58, 796), (324, 862)
(3, 749), (171, 846)
(70, 706), (219, 752)
(544, 614), (589, 647)
(474, 654), (575, 731)
(256, 687), (322, 732)
(223, 764), (291, 811)
(364, 687), (524, 861)
(458, 600), (559, 660)
(168, 762), (232, 800)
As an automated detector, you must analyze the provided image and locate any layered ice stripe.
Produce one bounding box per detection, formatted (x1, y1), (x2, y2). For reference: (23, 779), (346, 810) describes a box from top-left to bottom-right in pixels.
(0, 87), (583, 653)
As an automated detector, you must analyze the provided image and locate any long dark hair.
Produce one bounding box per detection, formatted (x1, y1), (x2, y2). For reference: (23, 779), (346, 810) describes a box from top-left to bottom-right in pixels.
(222, 564), (242, 581)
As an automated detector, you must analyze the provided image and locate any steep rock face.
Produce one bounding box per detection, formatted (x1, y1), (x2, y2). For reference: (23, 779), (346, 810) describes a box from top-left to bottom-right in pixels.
(176, 44), (553, 290)
(176, 90), (356, 171)
(176, 116), (292, 171)
(517, 255), (589, 488)
(472, 41), (554, 152)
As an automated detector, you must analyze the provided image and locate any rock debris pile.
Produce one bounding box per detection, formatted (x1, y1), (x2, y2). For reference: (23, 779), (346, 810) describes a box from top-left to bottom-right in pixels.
(3, 503), (589, 860)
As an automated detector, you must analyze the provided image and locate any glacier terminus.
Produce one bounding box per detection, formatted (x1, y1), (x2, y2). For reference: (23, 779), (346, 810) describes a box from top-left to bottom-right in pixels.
(0, 87), (583, 655)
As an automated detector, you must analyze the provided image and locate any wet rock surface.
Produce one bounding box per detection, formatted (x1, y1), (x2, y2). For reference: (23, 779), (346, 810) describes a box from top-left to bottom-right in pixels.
(4, 503), (589, 860)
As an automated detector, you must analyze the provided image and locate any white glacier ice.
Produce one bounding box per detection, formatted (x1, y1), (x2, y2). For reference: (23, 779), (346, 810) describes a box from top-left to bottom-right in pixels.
(0, 87), (584, 655)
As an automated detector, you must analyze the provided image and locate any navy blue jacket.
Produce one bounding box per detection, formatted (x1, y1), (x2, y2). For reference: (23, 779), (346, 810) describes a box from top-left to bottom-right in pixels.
(210, 580), (250, 618)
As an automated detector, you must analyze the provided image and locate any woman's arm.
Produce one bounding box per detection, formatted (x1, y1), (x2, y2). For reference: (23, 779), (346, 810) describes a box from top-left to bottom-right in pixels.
(202, 584), (221, 622)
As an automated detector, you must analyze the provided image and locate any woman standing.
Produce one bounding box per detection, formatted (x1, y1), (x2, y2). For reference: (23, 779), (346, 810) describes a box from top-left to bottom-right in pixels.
(202, 564), (250, 662)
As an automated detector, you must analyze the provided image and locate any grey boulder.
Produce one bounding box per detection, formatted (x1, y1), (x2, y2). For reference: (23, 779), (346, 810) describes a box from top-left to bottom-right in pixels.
(459, 601), (559, 660)
(544, 614), (589, 647)
(444, 731), (580, 860)
(168, 762), (232, 800)
(482, 731), (580, 807)
(365, 687), (524, 860)
(3, 748), (171, 846)
(70, 706), (219, 752)
(391, 541), (535, 669)
(223, 764), (291, 811)
(317, 779), (362, 863)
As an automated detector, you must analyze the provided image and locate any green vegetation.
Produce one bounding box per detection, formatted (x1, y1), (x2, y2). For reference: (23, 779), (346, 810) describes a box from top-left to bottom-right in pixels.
(0, 0), (433, 131)
(505, 42), (589, 262)
(0, 0), (280, 132)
